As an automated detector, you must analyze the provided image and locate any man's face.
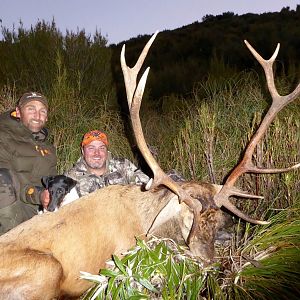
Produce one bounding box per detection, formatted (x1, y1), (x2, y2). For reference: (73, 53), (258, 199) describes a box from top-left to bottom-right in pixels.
(82, 140), (108, 174)
(16, 100), (48, 133)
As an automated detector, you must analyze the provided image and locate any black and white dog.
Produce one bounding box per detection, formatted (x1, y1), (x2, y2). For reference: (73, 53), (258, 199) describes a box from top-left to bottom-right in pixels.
(41, 175), (79, 212)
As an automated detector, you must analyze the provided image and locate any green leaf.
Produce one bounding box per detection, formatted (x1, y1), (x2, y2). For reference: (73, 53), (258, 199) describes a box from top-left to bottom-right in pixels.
(100, 268), (118, 277)
(127, 295), (148, 300)
(113, 254), (128, 275)
(135, 275), (159, 293)
(106, 276), (117, 296)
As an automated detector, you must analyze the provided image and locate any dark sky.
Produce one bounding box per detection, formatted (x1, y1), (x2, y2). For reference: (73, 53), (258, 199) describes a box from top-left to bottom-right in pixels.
(0, 0), (298, 44)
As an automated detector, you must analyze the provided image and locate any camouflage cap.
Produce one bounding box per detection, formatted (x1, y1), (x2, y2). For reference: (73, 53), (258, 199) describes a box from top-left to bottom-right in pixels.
(17, 92), (48, 109)
(81, 130), (109, 147)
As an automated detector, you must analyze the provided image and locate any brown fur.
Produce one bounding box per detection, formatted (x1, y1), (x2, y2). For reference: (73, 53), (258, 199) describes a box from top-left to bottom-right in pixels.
(0, 182), (221, 299)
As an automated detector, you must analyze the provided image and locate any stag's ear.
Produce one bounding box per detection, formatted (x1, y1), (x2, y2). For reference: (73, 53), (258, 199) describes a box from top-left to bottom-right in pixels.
(147, 197), (181, 235)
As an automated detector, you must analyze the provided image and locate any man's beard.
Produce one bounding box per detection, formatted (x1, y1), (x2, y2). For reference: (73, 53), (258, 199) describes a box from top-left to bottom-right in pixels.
(86, 158), (106, 170)
(27, 119), (44, 132)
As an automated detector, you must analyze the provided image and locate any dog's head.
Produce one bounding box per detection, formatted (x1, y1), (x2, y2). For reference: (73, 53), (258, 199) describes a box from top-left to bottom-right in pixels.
(42, 175), (77, 212)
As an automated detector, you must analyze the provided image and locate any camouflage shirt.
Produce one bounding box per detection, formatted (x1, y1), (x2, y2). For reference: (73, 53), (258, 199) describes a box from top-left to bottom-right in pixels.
(64, 152), (149, 197)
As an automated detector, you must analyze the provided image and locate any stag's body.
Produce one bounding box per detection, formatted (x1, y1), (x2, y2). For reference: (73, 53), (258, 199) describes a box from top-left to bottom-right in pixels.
(0, 182), (220, 299)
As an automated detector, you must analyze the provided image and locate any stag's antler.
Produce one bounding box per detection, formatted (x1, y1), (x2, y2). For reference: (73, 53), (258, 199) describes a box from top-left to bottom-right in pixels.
(120, 31), (200, 212)
(121, 32), (300, 226)
(214, 40), (300, 224)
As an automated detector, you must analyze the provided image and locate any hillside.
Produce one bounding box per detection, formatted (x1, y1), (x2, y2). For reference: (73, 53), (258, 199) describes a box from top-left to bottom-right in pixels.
(0, 6), (299, 111)
(110, 6), (300, 105)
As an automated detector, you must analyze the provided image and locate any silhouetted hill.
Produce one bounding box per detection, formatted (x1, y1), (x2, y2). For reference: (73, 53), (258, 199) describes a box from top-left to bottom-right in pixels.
(110, 6), (300, 106)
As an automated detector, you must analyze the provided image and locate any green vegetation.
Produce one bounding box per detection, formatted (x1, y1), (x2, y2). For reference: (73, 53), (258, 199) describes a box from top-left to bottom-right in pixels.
(81, 202), (300, 299)
(81, 237), (218, 299)
(0, 8), (299, 299)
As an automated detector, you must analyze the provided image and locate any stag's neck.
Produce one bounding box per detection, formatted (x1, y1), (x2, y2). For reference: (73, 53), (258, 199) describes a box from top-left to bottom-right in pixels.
(134, 186), (177, 232)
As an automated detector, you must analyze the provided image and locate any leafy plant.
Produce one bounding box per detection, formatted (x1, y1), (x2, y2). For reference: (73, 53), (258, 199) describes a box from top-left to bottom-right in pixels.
(81, 237), (218, 299)
(81, 200), (300, 300)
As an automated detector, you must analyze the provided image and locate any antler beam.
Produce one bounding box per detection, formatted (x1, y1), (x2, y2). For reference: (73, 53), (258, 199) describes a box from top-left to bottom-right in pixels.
(121, 31), (201, 212)
(121, 33), (299, 226)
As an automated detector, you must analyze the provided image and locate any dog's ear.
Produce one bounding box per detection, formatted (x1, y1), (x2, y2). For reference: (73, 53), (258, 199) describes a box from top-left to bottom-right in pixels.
(65, 177), (77, 192)
(41, 176), (54, 189)
(41, 176), (49, 188)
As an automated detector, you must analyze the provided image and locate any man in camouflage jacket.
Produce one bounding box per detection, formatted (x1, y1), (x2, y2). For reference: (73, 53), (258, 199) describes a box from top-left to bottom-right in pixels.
(0, 92), (57, 234)
(65, 130), (149, 197)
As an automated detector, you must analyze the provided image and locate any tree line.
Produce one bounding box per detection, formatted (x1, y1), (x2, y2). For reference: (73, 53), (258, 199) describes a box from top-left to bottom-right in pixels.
(110, 5), (300, 105)
(0, 6), (299, 110)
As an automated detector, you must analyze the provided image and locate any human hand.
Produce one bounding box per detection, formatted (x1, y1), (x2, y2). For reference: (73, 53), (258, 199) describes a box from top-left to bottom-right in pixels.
(40, 189), (50, 209)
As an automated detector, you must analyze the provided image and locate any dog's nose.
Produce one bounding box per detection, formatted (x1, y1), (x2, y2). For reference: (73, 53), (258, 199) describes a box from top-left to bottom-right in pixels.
(47, 204), (57, 212)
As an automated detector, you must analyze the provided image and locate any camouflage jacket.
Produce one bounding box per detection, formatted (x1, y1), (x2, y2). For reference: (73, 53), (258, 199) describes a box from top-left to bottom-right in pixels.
(64, 152), (149, 197)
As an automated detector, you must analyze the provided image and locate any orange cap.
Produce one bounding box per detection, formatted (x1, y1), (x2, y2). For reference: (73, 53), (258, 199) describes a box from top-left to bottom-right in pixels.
(81, 130), (109, 147)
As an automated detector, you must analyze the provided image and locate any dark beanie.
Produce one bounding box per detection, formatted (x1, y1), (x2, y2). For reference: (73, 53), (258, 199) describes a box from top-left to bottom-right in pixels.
(17, 92), (48, 109)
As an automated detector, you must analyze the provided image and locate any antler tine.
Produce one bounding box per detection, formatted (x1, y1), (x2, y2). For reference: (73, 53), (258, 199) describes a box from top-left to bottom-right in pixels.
(244, 40), (300, 105)
(244, 40), (280, 99)
(120, 32), (199, 210)
(121, 31), (158, 108)
(214, 41), (300, 223)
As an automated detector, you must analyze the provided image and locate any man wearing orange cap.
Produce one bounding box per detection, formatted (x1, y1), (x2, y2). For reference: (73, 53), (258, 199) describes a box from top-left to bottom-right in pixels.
(64, 130), (149, 197)
(0, 92), (57, 234)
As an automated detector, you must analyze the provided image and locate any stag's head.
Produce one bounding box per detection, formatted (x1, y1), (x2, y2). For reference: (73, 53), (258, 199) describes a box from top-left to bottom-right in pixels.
(120, 32), (300, 262)
(178, 182), (222, 262)
(146, 181), (224, 263)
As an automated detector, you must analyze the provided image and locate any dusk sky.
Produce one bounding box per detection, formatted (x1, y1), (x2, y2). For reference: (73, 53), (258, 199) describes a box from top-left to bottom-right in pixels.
(0, 0), (298, 45)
